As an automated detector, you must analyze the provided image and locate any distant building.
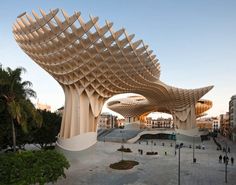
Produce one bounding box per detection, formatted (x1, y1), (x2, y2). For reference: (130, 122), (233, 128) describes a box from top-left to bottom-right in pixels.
(229, 95), (236, 141)
(56, 108), (119, 129)
(146, 117), (173, 129)
(146, 117), (153, 128)
(196, 117), (219, 132)
(98, 113), (118, 129)
(117, 118), (125, 128)
(212, 117), (220, 131)
(56, 106), (64, 116)
(219, 112), (230, 138)
(35, 100), (51, 112)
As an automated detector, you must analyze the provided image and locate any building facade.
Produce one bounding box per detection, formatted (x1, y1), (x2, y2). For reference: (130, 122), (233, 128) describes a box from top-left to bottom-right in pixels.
(98, 113), (118, 129)
(56, 106), (64, 116)
(35, 101), (51, 112)
(219, 112), (230, 138)
(229, 95), (236, 141)
(196, 117), (219, 132)
(117, 118), (125, 128)
(146, 117), (173, 129)
(212, 117), (220, 131)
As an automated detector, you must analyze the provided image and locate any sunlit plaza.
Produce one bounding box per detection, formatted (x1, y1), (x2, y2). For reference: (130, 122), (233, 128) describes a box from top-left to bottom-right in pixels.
(53, 135), (236, 185)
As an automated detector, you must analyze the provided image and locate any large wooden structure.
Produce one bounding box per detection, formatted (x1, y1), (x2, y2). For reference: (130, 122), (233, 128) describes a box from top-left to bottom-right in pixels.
(108, 96), (213, 130)
(13, 9), (213, 150)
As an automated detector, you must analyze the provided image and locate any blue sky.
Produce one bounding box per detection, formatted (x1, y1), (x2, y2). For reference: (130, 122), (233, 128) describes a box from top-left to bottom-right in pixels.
(0, 0), (236, 117)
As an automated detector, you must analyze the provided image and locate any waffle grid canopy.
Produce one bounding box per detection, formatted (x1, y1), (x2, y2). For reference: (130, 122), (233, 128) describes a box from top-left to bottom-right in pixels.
(107, 96), (213, 125)
(13, 9), (213, 151)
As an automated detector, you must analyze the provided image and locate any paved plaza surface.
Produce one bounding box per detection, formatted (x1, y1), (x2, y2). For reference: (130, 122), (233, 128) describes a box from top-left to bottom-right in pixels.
(52, 136), (236, 185)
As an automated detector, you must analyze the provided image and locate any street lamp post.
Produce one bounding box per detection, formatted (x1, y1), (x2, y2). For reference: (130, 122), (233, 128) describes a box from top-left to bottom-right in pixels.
(178, 146), (180, 185)
(173, 132), (176, 156)
(178, 143), (183, 185)
(151, 140), (153, 152)
(193, 136), (196, 163)
(120, 130), (124, 161)
(224, 141), (228, 183)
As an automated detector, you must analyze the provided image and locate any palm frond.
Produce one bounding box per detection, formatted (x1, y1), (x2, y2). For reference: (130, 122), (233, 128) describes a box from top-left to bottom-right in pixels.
(1, 66), (41, 133)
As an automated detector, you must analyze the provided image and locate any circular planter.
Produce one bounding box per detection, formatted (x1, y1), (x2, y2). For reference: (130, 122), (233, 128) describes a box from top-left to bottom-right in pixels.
(109, 160), (139, 170)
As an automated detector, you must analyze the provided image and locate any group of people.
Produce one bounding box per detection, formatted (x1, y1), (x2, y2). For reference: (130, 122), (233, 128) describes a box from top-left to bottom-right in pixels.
(218, 146), (234, 165)
(138, 149), (144, 155)
(219, 155), (234, 165)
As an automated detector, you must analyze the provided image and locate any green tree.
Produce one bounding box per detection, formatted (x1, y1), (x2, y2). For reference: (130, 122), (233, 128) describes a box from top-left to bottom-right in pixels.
(0, 67), (42, 152)
(0, 150), (70, 185)
(0, 106), (11, 150)
(32, 110), (61, 148)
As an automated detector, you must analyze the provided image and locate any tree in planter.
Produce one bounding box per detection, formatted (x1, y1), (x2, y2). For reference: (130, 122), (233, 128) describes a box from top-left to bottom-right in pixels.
(0, 67), (42, 152)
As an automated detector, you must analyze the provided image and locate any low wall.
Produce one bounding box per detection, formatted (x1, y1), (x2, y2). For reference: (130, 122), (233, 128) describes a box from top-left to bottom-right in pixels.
(56, 132), (97, 151)
(127, 129), (175, 143)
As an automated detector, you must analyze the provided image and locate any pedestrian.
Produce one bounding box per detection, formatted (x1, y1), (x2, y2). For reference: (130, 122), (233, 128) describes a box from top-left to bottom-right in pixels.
(223, 156), (226, 163)
(231, 157), (234, 165)
(165, 151), (167, 155)
(219, 155), (222, 163)
(226, 156), (229, 165)
(228, 147), (230, 153)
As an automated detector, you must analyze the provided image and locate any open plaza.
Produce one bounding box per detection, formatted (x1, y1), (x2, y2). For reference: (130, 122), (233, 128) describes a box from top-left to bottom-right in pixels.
(52, 135), (236, 185)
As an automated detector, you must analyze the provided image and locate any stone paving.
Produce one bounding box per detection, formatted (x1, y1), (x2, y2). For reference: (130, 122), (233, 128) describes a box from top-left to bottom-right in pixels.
(52, 136), (236, 185)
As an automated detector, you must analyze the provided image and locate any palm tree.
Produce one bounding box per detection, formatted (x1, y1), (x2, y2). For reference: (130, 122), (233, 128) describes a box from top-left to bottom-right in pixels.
(0, 66), (42, 152)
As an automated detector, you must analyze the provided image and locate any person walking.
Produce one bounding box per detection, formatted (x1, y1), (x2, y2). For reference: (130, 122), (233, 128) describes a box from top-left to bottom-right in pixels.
(223, 156), (226, 163)
(219, 155), (222, 163)
(231, 157), (234, 165)
(226, 156), (229, 165)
